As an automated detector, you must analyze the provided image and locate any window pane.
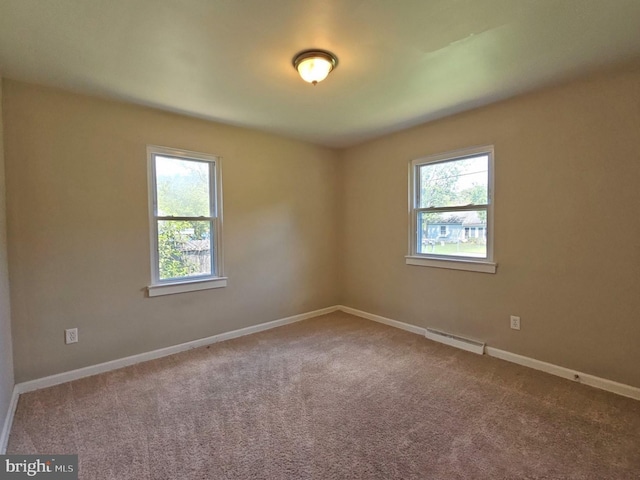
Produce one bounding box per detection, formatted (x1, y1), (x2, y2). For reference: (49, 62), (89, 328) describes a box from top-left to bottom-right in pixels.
(157, 220), (213, 280)
(417, 210), (487, 258)
(418, 155), (488, 208)
(155, 156), (211, 217)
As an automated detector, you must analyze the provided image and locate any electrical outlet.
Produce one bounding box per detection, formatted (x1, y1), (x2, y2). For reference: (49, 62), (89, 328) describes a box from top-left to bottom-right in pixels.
(510, 316), (521, 331)
(65, 328), (78, 344)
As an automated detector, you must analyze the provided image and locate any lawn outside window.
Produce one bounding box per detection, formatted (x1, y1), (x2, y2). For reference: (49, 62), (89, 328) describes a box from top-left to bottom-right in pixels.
(147, 145), (226, 296)
(406, 145), (496, 273)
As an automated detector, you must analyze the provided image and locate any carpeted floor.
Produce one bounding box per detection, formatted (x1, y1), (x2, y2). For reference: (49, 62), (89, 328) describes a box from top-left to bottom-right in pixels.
(8, 312), (640, 479)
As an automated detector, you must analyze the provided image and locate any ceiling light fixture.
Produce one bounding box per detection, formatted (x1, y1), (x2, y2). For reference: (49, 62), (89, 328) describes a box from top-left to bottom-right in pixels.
(292, 49), (338, 85)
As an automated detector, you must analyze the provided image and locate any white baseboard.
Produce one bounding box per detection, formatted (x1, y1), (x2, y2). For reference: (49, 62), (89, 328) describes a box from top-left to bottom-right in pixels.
(337, 305), (640, 402)
(337, 305), (426, 336)
(11, 303), (640, 408)
(15, 305), (339, 395)
(484, 347), (640, 402)
(0, 386), (19, 454)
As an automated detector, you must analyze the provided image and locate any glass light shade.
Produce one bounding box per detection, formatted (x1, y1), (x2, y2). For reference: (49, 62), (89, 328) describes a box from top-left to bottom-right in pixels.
(293, 50), (338, 85)
(297, 57), (333, 84)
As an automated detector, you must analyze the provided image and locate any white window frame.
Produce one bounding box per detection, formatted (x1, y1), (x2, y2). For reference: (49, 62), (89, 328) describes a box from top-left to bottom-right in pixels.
(406, 145), (496, 274)
(146, 145), (226, 296)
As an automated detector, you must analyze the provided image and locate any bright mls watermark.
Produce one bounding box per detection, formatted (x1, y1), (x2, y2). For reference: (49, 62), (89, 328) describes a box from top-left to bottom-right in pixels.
(0, 456), (77, 479)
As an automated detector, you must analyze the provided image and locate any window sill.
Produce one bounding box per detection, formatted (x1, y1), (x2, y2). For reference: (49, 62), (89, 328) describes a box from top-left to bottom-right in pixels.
(405, 256), (497, 274)
(147, 277), (228, 297)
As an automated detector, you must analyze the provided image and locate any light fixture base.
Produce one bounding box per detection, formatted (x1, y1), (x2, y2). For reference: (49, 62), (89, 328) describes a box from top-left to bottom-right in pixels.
(292, 49), (338, 85)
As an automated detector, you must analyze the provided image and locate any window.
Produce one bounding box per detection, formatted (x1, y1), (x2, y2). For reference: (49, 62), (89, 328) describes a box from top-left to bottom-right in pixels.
(406, 145), (496, 273)
(147, 146), (226, 296)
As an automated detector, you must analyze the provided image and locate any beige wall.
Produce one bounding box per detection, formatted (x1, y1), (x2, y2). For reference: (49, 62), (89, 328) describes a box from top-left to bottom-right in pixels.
(3, 80), (341, 382)
(0, 80), (15, 430)
(3, 64), (640, 389)
(341, 64), (640, 388)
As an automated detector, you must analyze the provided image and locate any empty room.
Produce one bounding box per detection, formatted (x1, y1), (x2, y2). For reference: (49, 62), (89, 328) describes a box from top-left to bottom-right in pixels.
(0, 1), (639, 479)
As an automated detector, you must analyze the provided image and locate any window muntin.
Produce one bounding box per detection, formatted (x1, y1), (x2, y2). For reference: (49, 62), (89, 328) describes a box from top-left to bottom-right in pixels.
(148, 146), (223, 285)
(410, 146), (494, 264)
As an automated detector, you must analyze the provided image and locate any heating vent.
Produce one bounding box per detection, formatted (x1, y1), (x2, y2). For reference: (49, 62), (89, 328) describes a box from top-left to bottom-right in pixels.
(425, 328), (485, 355)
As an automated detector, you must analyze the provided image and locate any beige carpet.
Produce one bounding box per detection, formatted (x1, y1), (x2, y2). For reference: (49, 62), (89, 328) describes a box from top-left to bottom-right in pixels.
(8, 312), (640, 479)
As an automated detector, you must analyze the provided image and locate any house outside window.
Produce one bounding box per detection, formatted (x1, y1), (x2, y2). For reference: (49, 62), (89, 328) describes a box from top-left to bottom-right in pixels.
(147, 146), (226, 296)
(406, 145), (496, 273)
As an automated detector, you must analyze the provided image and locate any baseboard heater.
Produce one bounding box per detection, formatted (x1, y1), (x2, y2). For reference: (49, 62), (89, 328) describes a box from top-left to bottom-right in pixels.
(425, 328), (485, 355)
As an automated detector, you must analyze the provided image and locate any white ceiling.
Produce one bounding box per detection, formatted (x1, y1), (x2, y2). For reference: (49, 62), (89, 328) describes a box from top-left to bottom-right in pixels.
(1, 0), (639, 148)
